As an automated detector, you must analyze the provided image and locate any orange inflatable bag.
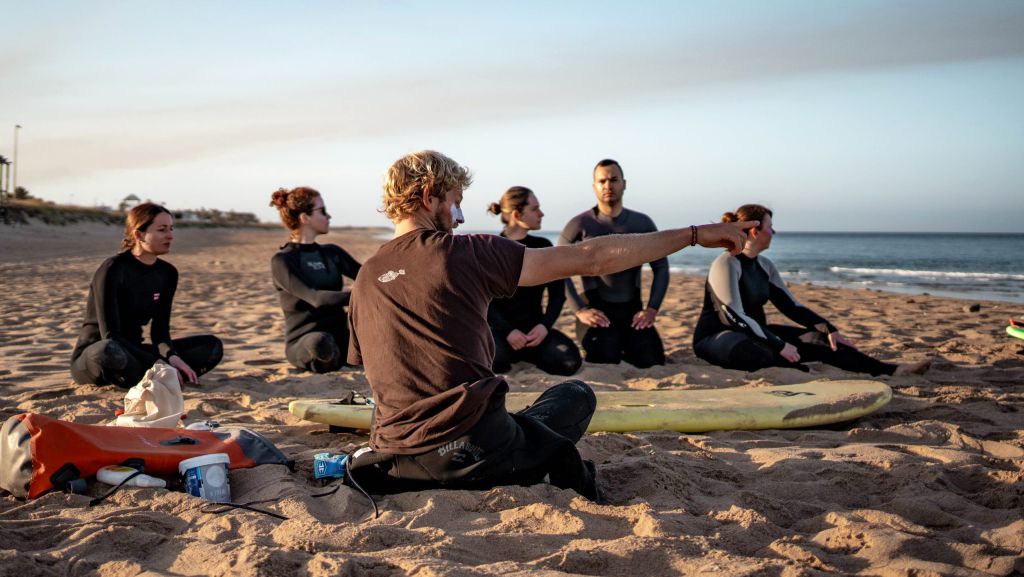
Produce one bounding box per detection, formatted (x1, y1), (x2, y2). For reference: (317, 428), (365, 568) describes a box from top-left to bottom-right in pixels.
(0, 413), (292, 499)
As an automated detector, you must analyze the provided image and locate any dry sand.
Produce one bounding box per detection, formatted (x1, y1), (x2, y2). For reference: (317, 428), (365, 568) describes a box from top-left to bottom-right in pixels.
(1, 222), (1022, 577)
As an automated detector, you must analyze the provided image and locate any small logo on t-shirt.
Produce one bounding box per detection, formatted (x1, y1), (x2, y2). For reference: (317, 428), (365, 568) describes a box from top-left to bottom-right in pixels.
(377, 269), (406, 283)
(306, 261), (326, 271)
(153, 293), (161, 301)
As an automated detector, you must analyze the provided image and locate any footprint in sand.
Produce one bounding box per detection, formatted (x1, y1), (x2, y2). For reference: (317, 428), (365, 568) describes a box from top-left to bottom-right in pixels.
(20, 386), (76, 401)
(17, 364), (69, 373)
(243, 359), (281, 366)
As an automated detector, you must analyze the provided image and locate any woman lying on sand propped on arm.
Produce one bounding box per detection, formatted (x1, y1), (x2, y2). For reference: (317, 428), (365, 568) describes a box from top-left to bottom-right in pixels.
(486, 186), (582, 376)
(70, 203), (224, 388)
(270, 187), (361, 373)
(692, 203), (930, 377)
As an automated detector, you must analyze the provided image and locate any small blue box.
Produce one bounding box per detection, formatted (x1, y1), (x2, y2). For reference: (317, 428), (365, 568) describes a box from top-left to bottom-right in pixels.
(313, 452), (347, 479)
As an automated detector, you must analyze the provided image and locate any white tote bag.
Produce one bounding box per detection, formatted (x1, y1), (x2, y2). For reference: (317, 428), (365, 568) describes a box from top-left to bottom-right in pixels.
(110, 361), (185, 428)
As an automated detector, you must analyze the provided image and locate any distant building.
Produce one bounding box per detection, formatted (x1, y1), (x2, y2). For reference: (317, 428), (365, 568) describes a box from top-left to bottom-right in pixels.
(178, 210), (202, 223)
(118, 194), (141, 213)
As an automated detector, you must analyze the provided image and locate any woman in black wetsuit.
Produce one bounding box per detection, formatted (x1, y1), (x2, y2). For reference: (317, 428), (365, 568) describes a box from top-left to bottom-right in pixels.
(270, 187), (361, 373)
(692, 204), (930, 376)
(70, 203), (223, 388)
(487, 186), (582, 375)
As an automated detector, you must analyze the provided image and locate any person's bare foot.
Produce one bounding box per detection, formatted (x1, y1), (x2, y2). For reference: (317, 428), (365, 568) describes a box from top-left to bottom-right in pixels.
(894, 359), (932, 376)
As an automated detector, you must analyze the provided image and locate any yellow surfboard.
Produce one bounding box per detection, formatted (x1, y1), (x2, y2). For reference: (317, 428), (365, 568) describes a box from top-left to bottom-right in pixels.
(288, 380), (892, 433)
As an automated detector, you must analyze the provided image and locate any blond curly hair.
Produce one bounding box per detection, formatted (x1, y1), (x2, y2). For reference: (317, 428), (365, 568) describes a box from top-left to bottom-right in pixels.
(382, 150), (473, 222)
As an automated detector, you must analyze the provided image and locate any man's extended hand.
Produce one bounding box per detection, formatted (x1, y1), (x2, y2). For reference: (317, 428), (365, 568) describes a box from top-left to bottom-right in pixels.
(523, 324), (548, 347)
(631, 307), (658, 330)
(506, 329), (529, 350)
(696, 221), (760, 255)
(576, 307), (610, 328)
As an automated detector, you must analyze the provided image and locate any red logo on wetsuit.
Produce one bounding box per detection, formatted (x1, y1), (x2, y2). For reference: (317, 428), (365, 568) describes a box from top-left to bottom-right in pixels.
(153, 293), (160, 302)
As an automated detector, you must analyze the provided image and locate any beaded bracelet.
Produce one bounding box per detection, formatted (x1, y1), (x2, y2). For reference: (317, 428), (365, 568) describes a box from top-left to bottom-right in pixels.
(689, 225), (698, 246)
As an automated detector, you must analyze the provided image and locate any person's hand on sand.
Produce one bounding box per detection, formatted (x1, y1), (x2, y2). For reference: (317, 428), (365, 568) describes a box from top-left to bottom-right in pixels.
(506, 330), (529, 350)
(168, 355), (198, 384)
(631, 307), (658, 330)
(828, 331), (857, 351)
(780, 342), (801, 363)
(523, 324), (548, 347)
(696, 221), (759, 255)
(576, 307), (610, 328)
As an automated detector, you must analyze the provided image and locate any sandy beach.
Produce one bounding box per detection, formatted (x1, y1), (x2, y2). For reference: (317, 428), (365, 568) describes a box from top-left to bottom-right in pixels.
(1, 222), (1022, 577)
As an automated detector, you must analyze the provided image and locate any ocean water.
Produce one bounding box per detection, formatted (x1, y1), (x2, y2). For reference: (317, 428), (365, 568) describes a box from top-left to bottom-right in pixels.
(524, 231), (1024, 304)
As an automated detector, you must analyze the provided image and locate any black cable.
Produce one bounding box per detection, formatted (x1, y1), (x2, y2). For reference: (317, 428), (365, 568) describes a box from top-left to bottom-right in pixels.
(200, 498), (288, 520)
(345, 463), (379, 519)
(310, 483), (341, 498)
(88, 470), (143, 507)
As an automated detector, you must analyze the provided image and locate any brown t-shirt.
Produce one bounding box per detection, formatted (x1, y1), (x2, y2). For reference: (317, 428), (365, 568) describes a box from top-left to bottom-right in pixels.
(348, 229), (526, 454)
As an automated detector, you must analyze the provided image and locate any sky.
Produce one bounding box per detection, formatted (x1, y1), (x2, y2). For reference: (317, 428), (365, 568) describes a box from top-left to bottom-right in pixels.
(2, 0), (1023, 232)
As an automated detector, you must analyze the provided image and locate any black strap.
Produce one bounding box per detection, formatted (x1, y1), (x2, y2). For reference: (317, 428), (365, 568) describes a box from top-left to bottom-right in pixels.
(88, 469), (144, 507)
(200, 499), (288, 521)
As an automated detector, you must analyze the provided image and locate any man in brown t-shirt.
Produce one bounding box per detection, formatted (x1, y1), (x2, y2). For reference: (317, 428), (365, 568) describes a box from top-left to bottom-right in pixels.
(346, 150), (755, 500)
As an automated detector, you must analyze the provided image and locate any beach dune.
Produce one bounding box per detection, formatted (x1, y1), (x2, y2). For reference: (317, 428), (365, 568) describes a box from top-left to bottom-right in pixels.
(1, 223), (1021, 577)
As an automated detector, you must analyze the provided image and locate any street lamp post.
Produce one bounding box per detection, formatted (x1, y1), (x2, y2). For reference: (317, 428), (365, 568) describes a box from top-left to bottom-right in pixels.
(12, 124), (21, 195)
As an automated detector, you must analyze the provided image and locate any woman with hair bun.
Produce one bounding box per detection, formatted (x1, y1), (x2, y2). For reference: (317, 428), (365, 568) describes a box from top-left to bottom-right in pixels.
(486, 186), (581, 376)
(693, 203), (930, 376)
(70, 202), (223, 387)
(270, 187), (361, 373)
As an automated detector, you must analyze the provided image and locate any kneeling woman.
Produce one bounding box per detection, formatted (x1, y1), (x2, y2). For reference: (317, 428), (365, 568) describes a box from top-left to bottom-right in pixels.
(270, 187), (361, 373)
(70, 203), (223, 387)
(693, 204), (929, 376)
(487, 186), (582, 376)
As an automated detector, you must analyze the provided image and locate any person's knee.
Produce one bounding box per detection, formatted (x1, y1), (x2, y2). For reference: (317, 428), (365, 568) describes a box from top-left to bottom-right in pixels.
(546, 355), (582, 376)
(304, 333), (343, 373)
(311, 333), (339, 360)
(582, 332), (621, 364)
(185, 335), (224, 376)
(206, 336), (224, 368)
(539, 336), (582, 376)
(556, 379), (596, 413)
(729, 340), (774, 372)
(625, 332), (664, 368)
(99, 340), (129, 369)
(72, 340), (130, 386)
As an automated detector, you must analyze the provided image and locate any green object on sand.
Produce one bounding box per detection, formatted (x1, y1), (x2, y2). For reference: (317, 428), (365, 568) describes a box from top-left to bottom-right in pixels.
(289, 380), (893, 433)
(1007, 324), (1024, 341)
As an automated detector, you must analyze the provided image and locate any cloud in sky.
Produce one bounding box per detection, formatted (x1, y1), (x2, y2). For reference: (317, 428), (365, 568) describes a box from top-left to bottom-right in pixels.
(8, 1), (1024, 182)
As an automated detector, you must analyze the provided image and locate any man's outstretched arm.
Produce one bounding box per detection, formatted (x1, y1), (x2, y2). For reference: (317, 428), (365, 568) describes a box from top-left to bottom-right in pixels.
(518, 222), (757, 288)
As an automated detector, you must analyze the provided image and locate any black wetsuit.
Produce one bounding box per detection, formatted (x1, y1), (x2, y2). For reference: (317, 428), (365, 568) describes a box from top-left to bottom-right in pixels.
(693, 252), (898, 375)
(271, 242), (360, 372)
(558, 206), (668, 367)
(70, 251), (223, 388)
(487, 233), (581, 376)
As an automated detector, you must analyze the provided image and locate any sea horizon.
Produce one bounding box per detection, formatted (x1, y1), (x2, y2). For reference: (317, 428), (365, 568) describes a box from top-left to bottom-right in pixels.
(456, 229), (1024, 305)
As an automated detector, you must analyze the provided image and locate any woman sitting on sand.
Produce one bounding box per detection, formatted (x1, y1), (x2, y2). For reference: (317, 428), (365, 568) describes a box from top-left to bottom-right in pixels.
(70, 203), (223, 388)
(270, 187), (361, 373)
(692, 203), (930, 376)
(487, 186), (582, 376)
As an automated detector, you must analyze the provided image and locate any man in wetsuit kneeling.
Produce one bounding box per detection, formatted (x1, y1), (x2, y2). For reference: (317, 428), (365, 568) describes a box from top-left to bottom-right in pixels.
(344, 150), (754, 499)
(559, 159), (669, 368)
